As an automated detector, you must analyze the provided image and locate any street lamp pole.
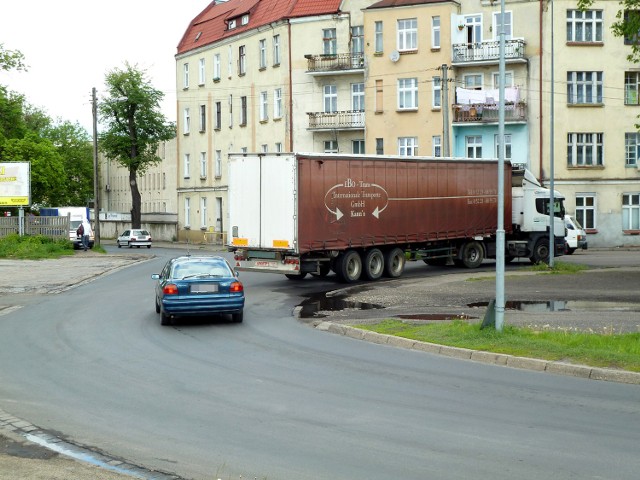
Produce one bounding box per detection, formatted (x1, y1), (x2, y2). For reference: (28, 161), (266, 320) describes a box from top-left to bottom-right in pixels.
(92, 87), (100, 247)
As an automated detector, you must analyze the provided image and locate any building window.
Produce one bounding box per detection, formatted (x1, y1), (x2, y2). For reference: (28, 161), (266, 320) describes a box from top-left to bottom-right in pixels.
(493, 11), (512, 40)
(464, 74), (483, 90)
(351, 26), (364, 54)
(200, 197), (207, 229)
(199, 104), (206, 132)
(567, 133), (604, 166)
(576, 194), (596, 229)
(623, 193), (640, 230)
(215, 197), (223, 232)
(261, 144), (268, 153)
(463, 15), (483, 43)
(567, 71), (603, 104)
(495, 134), (512, 160)
(240, 96), (247, 126)
(492, 71), (514, 88)
(228, 45), (233, 77)
(352, 140), (365, 154)
(466, 136), (482, 158)
(213, 53), (221, 80)
(324, 85), (337, 112)
(274, 88), (282, 118)
(275, 142), (283, 152)
(398, 137), (418, 156)
(375, 79), (383, 113)
(625, 72), (640, 105)
(183, 153), (191, 178)
(215, 102), (222, 130)
(352, 83), (364, 111)
(324, 140), (338, 153)
(215, 150), (222, 178)
(258, 91), (267, 121)
(397, 18), (417, 51)
(432, 16), (440, 48)
(432, 76), (441, 108)
(273, 34), (281, 65)
(228, 94), (233, 127)
(228, 19), (236, 30)
(238, 45), (246, 75)
(259, 39), (267, 69)
(323, 28), (337, 55)
(376, 138), (384, 155)
(625, 132), (639, 166)
(183, 63), (189, 89)
(198, 58), (205, 85)
(398, 78), (418, 110)
(183, 108), (190, 134)
(200, 152), (207, 178)
(375, 21), (383, 53)
(184, 198), (191, 228)
(241, 14), (249, 25)
(433, 135), (441, 157)
(567, 9), (603, 42)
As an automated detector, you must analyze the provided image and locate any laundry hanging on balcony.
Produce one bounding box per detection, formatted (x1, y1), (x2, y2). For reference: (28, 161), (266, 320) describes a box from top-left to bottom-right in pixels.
(456, 87), (519, 105)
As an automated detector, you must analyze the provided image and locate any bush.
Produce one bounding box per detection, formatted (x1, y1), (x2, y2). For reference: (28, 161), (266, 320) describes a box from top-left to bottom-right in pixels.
(0, 234), (74, 259)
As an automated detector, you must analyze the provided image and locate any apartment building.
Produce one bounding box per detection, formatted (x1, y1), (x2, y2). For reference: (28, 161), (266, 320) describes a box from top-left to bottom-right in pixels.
(363, 0), (640, 247)
(174, 0), (375, 243)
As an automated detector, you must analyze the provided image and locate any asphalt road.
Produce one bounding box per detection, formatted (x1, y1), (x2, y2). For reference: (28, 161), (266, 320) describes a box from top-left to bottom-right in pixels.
(0, 246), (639, 479)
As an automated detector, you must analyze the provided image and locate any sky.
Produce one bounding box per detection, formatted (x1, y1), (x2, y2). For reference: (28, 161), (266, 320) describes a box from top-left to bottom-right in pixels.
(0, 0), (212, 133)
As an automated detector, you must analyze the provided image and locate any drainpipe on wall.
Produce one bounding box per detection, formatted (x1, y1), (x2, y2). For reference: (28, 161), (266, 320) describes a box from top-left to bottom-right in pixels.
(288, 22), (294, 151)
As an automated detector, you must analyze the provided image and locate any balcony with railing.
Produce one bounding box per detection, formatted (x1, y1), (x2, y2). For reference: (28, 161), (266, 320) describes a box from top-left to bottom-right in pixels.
(307, 110), (365, 130)
(305, 53), (365, 75)
(452, 39), (526, 65)
(452, 102), (527, 124)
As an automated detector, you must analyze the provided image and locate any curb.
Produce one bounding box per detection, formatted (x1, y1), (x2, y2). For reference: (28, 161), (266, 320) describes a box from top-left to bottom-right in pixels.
(316, 322), (640, 385)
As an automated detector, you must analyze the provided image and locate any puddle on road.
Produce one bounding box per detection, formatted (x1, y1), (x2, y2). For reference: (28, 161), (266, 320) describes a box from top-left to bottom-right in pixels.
(396, 313), (477, 321)
(297, 291), (384, 318)
(467, 300), (640, 312)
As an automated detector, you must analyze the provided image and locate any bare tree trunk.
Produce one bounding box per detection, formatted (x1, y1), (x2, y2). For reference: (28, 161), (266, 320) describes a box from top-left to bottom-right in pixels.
(129, 168), (142, 229)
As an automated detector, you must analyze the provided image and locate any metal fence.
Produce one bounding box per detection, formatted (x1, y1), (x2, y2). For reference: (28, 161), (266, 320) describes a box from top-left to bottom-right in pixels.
(0, 216), (69, 240)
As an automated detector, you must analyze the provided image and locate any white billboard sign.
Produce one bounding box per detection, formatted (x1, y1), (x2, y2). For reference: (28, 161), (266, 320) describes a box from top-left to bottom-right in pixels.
(0, 162), (31, 206)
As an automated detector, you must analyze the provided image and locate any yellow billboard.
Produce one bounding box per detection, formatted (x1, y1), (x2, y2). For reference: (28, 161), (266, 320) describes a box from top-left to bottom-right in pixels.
(0, 162), (31, 206)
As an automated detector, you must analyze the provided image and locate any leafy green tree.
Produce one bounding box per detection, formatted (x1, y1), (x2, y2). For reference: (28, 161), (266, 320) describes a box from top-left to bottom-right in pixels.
(0, 86), (28, 142)
(577, 0), (640, 62)
(0, 43), (26, 72)
(98, 63), (175, 228)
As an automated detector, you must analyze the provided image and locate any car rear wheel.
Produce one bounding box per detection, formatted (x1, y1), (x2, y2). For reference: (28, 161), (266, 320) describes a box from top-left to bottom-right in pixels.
(155, 297), (160, 314)
(232, 311), (244, 323)
(160, 310), (172, 326)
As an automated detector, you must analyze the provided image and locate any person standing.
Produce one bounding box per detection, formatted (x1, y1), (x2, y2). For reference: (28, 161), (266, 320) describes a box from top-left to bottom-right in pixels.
(80, 218), (93, 251)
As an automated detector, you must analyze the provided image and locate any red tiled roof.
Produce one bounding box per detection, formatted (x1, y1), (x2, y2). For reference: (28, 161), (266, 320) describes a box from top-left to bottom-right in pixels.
(366, 0), (452, 9)
(177, 0), (343, 55)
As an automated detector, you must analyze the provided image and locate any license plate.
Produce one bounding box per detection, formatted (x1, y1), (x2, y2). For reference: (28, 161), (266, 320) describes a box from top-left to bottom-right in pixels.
(255, 261), (277, 268)
(190, 284), (218, 293)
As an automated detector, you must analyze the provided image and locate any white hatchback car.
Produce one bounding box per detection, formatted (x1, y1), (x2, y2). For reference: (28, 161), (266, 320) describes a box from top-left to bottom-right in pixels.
(117, 229), (152, 248)
(564, 215), (587, 254)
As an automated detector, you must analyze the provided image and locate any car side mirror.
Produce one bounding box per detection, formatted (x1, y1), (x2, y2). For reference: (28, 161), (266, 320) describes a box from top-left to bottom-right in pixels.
(151, 274), (160, 280)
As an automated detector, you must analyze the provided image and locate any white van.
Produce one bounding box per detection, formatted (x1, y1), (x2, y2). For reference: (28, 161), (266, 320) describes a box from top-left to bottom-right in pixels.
(564, 215), (587, 254)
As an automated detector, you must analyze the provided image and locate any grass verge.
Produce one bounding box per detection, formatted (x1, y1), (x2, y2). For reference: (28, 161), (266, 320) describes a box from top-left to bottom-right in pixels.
(0, 233), (75, 259)
(354, 319), (640, 372)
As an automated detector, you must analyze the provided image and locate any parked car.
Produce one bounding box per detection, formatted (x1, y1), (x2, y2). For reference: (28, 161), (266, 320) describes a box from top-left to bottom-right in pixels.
(564, 215), (588, 254)
(117, 229), (152, 248)
(151, 255), (245, 326)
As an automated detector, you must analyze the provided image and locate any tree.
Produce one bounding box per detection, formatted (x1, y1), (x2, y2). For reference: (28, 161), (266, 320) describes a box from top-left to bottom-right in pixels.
(98, 63), (175, 229)
(577, 0), (640, 62)
(0, 43), (27, 72)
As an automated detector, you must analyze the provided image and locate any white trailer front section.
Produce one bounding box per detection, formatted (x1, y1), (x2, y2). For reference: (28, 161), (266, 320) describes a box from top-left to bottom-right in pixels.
(228, 154), (301, 274)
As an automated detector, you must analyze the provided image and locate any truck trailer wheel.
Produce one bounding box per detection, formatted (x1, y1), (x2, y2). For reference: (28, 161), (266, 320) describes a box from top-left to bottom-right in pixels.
(459, 241), (484, 269)
(529, 239), (550, 264)
(383, 248), (405, 278)
(285, 273), (308, 280)
(362, 248), (384, 281)
(336, 250), (362, 283)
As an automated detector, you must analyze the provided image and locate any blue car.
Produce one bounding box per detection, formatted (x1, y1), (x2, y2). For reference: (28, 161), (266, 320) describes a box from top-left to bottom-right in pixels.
(152, 255), (245, 326)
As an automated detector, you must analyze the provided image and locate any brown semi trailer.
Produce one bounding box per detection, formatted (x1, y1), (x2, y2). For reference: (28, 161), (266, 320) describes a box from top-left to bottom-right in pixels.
(228, 153), (566, 282)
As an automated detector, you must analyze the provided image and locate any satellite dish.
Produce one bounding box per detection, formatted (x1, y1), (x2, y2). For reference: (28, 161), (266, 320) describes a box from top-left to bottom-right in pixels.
(390, 50), (400, 62)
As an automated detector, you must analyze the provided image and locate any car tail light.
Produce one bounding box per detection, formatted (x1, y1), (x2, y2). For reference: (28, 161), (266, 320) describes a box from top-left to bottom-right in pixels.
(163, 284), (179, 295)
(230, 281), (243, 293)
